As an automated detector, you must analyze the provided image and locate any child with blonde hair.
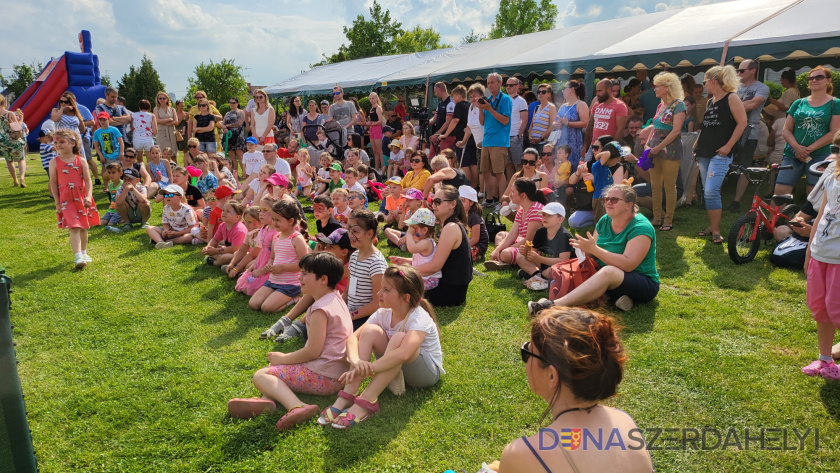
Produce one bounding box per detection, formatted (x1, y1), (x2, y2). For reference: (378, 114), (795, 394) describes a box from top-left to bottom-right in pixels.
(388, 208), (442, 289)
(222, 205), (262, 274)
(233, 196), (279, 295)
(294, 148), (313, 197)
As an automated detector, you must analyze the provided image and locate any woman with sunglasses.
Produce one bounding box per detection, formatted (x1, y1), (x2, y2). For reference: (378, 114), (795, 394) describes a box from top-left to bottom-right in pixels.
(498, 148), (547, 220)
(528, 84), (557, 155)
(191, 100), (218, 154)
(154, 91), (178, 161)
(775, 66), (840, 197)
(221, 98), (247, 178)
(250, 89), (276, 148)
(187, 91), (222, 148)
(498, 306), (654, 473)
(400, 151), (432, 191)
(554, 80), (589, 171)
(411, 185), (473, 307)
(529, 184), (658, 315)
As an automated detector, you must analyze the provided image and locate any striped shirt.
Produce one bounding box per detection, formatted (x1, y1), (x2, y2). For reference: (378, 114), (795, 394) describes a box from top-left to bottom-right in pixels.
(529, 103), (552, 141)
(269, 231), (302, 285)
(347, 249), (388, 311)
(40, 143), (56, 170)
(514, 201), (544, 240)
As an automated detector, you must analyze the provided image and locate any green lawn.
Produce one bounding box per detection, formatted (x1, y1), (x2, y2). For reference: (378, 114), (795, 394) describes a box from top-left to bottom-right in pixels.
(3, 154), (839, 472)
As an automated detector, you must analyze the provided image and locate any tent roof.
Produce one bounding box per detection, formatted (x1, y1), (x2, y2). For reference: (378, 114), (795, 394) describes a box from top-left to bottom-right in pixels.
(266, 0), (840, 97)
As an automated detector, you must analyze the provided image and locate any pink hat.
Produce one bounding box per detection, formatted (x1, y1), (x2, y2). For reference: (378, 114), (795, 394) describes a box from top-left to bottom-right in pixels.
(404, 188), (423, 200)
(265, 173), (289, 187)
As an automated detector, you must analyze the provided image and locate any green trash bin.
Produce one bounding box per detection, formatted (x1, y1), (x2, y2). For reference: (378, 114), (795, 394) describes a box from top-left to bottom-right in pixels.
(0, 267), (38, 472)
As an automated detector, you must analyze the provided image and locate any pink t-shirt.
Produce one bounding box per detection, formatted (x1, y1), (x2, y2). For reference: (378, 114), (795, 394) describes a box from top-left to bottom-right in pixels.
(302, 290), (353, 380)
(213, 221), (247, 246)
(514, 201), (544, 240)
(591, 99), (628, 143)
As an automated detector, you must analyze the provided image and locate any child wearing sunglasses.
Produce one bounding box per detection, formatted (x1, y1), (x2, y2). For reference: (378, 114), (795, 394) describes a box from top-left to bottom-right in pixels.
(146, 184), (197, 248)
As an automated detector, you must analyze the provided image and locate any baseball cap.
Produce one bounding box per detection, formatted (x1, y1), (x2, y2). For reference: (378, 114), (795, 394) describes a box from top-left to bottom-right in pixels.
(458, 185), (478, 203)
(245, 136), (258, 145)
(39, 129), (53, 138)
(328, 163), (343, 172)
(160, 184), (185, 196)
(122, 168), (141, 180)
(382, 125), (394, 133)
(214, 185), (235, 199)
(404, 208), (436, 226)
(388, 141), (402, 149)
(317, 228), (352, 250)
(264, 173), (289, 187)
(404, 188), (423, 200)
(320, 100), (330, 106)
(387, 176), (402, 186)
(540, 202), (566, 218)
(97, 111), (111, 120)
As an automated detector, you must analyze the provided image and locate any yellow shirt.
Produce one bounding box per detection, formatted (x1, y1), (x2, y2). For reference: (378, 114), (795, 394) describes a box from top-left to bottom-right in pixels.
(554, 161), (571, 183)
(401, 169), (431, 191)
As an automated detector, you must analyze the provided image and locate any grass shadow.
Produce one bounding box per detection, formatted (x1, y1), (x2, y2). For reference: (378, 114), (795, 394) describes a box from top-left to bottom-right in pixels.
(614, 299), (657, 336)
(6, 263), (67, 289)
(819, 382), (840, 422)
(435, 304), (465, 326)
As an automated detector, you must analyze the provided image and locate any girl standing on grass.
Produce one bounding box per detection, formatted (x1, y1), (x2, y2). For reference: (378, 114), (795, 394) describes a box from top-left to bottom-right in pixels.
(802, 133), (840, 379)
(228, 252), (353, 431)
(49, 129), (100, 269)
(248, 199), (310, 312)
(233, 196), (278, 296)
(321, 265), (443, 429)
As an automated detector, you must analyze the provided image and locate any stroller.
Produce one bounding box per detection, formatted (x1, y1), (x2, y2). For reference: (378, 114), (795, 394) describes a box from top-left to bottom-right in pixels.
(302, 122), (346, 161)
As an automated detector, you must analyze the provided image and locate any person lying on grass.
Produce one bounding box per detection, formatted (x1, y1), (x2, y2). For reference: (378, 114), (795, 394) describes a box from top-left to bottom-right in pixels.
(232, 196), (278, 295)
(319, 265), (444, 429)
(146, 184), (197, 249)
(201, 201), (247, 267)
(227, 252), (353, 431)
(221, 205), (261, 275)
(528, 184), (659, 315)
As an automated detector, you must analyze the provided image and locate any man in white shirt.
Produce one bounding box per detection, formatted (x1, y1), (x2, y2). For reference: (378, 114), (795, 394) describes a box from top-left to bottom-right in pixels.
(505, 78), (529, 177)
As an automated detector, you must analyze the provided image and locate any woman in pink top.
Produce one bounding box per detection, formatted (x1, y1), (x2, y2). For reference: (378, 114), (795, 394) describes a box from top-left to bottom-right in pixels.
(228, 252), (353, 431)
(486, 178), (546, 270)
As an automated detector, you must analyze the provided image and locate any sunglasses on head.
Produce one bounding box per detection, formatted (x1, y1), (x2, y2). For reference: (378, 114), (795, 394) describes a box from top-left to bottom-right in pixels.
(603, 196), (625, 204)
(410, 159), (423, 164)
(522, 159), (537, 166)
(161, 193), (176, 198)
(520, 341), (547, 363)
(831, 145), (840, 154)
(432, 198), (452, 206)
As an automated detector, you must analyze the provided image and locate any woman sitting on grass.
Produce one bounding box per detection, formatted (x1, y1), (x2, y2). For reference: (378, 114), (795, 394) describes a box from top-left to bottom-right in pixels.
(494, 306), (654, 473)
(485, 178), (546, 271)
(528, 184), (658, 314)
(320, 265), (443, 429)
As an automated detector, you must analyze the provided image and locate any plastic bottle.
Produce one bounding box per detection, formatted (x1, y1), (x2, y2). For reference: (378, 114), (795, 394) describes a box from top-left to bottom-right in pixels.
(584, 178), (594, 192)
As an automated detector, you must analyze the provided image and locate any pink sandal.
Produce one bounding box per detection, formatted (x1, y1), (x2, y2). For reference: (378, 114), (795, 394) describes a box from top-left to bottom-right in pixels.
(317, 390), (355, 426)
(331, 397), (380, 430)
(275, 404), (319, 430)
(802, 359), (832, 377)
(227, 398), (277, 419)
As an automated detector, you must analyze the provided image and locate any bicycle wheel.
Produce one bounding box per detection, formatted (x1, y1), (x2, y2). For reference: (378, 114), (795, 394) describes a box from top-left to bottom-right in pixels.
(728, 213), (762, 264)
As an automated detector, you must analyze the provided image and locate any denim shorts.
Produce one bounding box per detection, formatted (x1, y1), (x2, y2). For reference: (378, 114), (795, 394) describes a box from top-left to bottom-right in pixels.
(199, 141), (217, 153)
(262, 281), (301, 298)
(776, 155), (830, 187)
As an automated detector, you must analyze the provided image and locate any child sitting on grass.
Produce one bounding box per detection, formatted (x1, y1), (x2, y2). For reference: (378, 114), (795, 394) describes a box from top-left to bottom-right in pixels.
(197, 185), (235, 244)
(331, 188), (351, 226)
(241, 163), (275, 206)
(145, 145), (172, 198)
(228, 252), (353, 431)
(201, 201), (247, 267)
(233, 196), (278, 296)
(516, 202), (572, 291)
(146, 184), (198, 248)
(386, 141), (404, 178)
(222, 205), (262, 274)
(344, 209), (387, 330)
(312, 152), (332, 197)
(100, 163), (124, 230)
(459, 185), (489, 261)
(241, 136), (265, 178)
(294, 148), (313, 198)
(376, 177), (406, 226)
(388, 208), (442, 290)
(248, 199), (310, 312)
(313, 195), (341, 242)
(327, 162), (345, 194)
(321, 265), (443, 429)
(347, 188), (367, 212)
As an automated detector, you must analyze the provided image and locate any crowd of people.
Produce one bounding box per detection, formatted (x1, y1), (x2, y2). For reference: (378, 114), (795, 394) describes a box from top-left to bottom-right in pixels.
(3, 59), (840, 471)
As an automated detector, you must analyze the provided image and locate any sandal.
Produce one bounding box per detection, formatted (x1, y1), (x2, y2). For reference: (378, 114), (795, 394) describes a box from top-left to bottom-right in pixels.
(712, 234), (723, 245)
(802, 359), (832, 376)
(821, 363), (840, 381)
(275, 403), (319, 431)
(275, 320), (305, 342)
(331, 397), (380, 430)
(483, 260), (511, 271)
(227, 397), (277, 419)
(317, 390), (355, 426)
(697, 228), (713, 237)
(659, 225), (673, 231)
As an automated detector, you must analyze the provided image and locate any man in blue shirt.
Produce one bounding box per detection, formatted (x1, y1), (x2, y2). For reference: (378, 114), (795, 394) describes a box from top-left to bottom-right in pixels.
(478, 72), (512, 207)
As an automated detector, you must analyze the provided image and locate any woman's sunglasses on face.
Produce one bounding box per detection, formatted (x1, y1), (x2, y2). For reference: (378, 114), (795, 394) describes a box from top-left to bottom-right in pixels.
(520, 341), (547, 363)
(603, 196), (625, 205)
(522, 159), (537, 166)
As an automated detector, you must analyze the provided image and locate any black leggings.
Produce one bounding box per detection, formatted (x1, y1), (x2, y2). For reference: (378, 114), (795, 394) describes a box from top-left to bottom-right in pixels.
(425, 283), (469, 307)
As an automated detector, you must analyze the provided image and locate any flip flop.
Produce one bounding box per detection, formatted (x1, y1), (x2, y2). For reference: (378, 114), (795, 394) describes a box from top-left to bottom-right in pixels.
(712, 234), (723, 244)
(659, 225), (673, 231)
(698, 228), (713, 236)
(275, 404), (319, 430)
(227, 398), (277, 419)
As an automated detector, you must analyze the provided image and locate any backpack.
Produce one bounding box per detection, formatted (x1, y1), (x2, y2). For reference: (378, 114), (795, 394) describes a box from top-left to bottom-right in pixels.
(548, 256), (599, 302)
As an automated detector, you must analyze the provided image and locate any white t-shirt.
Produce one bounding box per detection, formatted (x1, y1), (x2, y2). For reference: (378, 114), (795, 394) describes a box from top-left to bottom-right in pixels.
(467, 105), (484, 145)
(242, 151), (265, 176)
(273, 158), (292, 177)
(367, 306), (445, 374)
(162, 204), (197, 231)
(244, 99), (256, 113)
(811, 175), (840, 264)
(344, 181), (366, 196)
(510, 95), (528, 137)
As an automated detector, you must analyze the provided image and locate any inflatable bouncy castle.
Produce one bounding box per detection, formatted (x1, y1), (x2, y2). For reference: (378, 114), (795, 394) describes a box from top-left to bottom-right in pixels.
(11, 30), (107, 150)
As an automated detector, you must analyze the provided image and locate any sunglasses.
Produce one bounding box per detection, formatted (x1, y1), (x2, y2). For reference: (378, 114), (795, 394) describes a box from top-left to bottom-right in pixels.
(591, 145), (601, 150)
(229, 101), (237, 104)
(124, 154), (136, 159)
(333, 91), (340, 95)
(505, 83), (518, 87)
(199, 104), (208, 108)
(520, 341), (547, 364)
(348, 195), (363, 201)
(161, 193), (177, 198)
(431, 198), (453, 206)
(541, 152), (553, 157)
(538, 90), (550, 95)
(59, 100), (71, 105)
(255, 96), (265, 99)
(603, 196), (626, 204)
(831, 145), (840, 154)
(522, 159), (537, 166)
(736, 68), (751, 74)
(809, 75), (827, 81)
(410, 159), (423, 164)
(188, 145), (197, 149)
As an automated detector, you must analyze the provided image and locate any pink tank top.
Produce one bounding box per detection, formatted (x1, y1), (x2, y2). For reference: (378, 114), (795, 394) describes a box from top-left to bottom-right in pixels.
(269, 231), (301, 285)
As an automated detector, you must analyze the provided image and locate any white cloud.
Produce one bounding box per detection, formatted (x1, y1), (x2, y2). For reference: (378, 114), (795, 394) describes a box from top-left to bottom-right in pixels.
(584, 6), (603, 17)
(655, 3), (671, 12)
(619, 5), (647, 16)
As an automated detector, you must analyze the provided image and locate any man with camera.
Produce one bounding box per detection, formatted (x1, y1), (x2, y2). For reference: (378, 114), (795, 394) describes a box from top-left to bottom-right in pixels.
(478, 72), (512, 208)
(429, 82), (455, 156)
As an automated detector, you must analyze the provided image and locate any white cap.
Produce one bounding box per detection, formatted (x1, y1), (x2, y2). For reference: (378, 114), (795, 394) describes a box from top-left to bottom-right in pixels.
(458, 185), (478, 203)
(540, 202), (566, 218)
(160, 183), (185, 196)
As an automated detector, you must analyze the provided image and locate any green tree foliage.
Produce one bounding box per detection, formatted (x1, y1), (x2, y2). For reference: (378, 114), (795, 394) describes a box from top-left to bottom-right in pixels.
(488, 0), (559, 39)
(393, 26), (451, 54)
(312, 1), (403, 66)
(116, 55), (166, 110)
(100, 73), (112, 87)
(1, 62), (42, 101)
(186, 58), (249, 111)
(764, 81), (784, 100)
(461, 29), (487, 44)
(796, 70), (840, 99)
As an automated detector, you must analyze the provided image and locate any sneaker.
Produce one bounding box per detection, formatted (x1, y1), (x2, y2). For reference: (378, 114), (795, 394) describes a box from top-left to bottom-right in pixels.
(494, 202), (502, 214)
(74, 254), (87, 269)
(500, 204), (513, 217)
(82, 254), (92, 263)
(525, 275), (550, 291)
(105, 226), (121, 233)
(140, 222), (150, 229)
(614, 295), (634, 311)
(155, 241), (174, 249)
(484, 260), (511, 271)
(728, 201), (741, 214)
(204, 256), (216, 266)
(94, 178), (102, 186)
(477, 192), (485, 201)
(527, 298), (553, 317)
(481, 198), (497, 208)
(192, 238), (203, 245)
(517, 269), (531, 279)
(802, 359), (832, 377)
(122, 223), (132, 231)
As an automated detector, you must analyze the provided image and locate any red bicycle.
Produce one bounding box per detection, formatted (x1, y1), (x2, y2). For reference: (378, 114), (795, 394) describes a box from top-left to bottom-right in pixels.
(727, 163), (798, 264)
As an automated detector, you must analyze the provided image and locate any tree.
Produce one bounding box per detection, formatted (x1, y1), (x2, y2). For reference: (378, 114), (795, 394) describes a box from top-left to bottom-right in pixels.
(116, 55), (166, 110)
(1, 62), (42, 101)
(488, 0), (558, 39)
(312, 0), (404, 66)
(100, 73), (112, 87)
(186, 58), (249, 113)
(393, 26), (451, 54)
(461, 29), (487, 44)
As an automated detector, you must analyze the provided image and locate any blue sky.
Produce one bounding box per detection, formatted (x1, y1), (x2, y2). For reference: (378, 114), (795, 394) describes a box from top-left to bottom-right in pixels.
(4, 0), (727, 99)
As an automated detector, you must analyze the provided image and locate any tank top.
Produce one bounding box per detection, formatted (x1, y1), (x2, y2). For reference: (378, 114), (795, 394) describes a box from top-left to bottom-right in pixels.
(696, 93), (736, 158)
(368, 107), (379, 123)
(132, 112), (154, 139)
(253, 107), (271, 137)
(149, 161), (169, 185)
(443, 167), (470, 189)
(269, 231), (302, 285)
(412, 239), (443, 280)
(529, 103), (552, 141)
(440, 223), (473, 286)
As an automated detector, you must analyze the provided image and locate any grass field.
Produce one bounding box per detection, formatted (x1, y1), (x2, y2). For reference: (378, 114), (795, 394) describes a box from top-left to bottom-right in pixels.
(2, 154), (839, 472)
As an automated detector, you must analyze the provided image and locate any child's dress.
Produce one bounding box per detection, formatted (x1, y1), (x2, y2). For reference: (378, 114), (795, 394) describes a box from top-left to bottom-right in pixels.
(235, 226), (277, 295)
(412, 238), (442, 289)
(56, 155), (100, 229)
(297, 164), (312, 188)
(149, 160), (170, 186)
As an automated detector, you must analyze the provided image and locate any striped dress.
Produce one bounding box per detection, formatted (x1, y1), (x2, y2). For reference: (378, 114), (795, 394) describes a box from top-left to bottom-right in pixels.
(529, 103), (552, 142)
(268, 230), (301, 285)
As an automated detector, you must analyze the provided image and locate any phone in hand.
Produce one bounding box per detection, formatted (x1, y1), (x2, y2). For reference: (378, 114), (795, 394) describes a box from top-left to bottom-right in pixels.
(478, 98), (487, 105)
(789, 221), (804, 228)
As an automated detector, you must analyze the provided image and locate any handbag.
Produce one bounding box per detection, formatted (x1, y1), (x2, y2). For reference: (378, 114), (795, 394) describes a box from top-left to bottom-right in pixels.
(547, 256), (599, 301)
(485, 212), (506, 243)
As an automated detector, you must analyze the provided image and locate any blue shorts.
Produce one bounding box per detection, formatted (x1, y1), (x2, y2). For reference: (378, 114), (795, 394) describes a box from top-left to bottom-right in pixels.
(605, 270), (659, 303)
(262, 281), (301, 298)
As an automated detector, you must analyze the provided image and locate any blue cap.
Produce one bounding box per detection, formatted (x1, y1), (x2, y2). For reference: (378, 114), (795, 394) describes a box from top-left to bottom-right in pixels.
(246, 136), (258, 145)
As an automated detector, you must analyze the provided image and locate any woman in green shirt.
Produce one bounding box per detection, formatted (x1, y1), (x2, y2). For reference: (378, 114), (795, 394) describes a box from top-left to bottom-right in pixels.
(528, 184), (659, 315)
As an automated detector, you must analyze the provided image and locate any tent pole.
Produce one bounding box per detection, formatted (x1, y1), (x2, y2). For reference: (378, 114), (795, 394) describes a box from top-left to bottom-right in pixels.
(584, 69), (595, 104)
(720, 0), (805, 65)
(424, 75), (430, 109)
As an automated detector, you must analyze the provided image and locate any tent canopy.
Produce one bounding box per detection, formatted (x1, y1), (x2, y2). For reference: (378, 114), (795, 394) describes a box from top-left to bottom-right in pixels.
(265, 0), (840, 97)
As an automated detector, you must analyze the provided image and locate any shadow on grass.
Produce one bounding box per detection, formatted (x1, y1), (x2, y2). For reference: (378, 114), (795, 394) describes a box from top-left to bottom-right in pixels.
(616, 299), (657, 336)
(203, 300), (274, 349)
(819, 382), (840, 421)
(8, 262), (67, 288)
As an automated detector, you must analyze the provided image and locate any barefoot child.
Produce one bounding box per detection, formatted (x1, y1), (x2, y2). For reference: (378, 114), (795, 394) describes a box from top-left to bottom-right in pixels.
(228, 252), (353, 431)
(322, 265), (443, 429)
(146, 184), (198, 248)
(49, 129), (100, 269)
(233, 196), (278, 296)
(201, 201), (247, 267)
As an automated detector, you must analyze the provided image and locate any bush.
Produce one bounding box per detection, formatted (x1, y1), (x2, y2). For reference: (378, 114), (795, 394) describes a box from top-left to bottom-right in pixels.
(357, 96), (371, 115)
(764, 81), (784, 100)
(796, 70), (840, 98)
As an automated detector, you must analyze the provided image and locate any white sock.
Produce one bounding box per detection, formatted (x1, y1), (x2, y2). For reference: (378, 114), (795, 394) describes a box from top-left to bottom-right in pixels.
(819, 354), (833, 363)
(74, 252), (83, 259)
(82, 250), (88, 255)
